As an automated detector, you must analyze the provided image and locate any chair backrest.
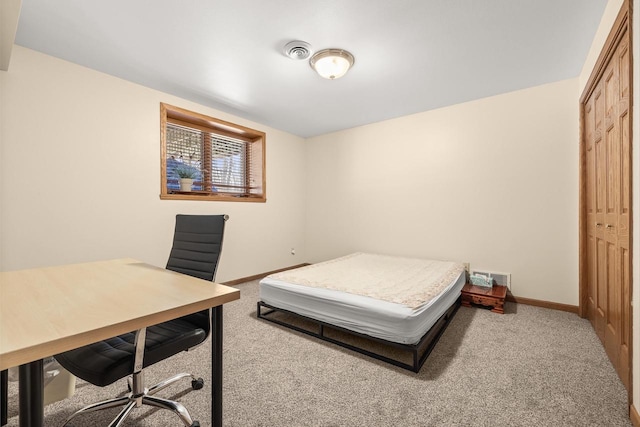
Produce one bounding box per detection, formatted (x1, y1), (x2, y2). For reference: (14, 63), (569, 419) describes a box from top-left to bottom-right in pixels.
(166, 214), (227, 281)
(165, 214), (227, 332)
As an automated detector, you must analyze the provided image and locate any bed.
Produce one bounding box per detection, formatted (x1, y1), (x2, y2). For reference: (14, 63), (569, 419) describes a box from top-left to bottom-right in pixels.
(257, 252), (466, 372)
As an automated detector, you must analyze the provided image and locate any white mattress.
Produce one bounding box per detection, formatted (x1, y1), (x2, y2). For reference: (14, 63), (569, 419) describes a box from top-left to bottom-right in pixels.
(259, 254), (466, 345)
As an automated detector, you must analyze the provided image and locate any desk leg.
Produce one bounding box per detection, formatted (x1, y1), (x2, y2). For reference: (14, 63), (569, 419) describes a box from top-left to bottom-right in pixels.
(1, 369), (8, 426)
(19, 360), (43, 427)
(212, 306), (223, 427)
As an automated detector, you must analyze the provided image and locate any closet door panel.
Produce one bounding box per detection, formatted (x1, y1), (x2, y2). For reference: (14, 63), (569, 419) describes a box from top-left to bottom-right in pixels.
(580, 4), (631, 393)
(604, 240), (620, 365)
(595, 236), (607, 340)
(593, 86), (607, 341)
(585, 98), (597, 323)
(618, 244), (630, 390)
(619, 110), (630, 236)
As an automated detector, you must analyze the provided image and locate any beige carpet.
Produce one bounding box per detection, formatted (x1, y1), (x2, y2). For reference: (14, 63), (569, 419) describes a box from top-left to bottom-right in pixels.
(5, 280), (632, 426)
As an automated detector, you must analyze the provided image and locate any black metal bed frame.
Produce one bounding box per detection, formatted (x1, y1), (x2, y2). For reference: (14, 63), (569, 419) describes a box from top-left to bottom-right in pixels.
(256, 297), (461, 373)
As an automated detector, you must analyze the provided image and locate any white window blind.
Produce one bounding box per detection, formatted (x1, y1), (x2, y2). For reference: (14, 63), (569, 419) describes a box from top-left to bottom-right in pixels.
(166, 122), (254, 195)
(166, 124), (204, 190)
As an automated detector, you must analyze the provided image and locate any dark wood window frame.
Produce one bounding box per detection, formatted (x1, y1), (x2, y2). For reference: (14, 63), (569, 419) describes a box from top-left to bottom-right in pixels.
(160, 103), (266, 202)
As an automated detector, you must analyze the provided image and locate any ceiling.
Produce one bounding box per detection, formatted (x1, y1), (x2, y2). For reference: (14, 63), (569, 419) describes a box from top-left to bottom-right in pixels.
(14, 0), (607, 138)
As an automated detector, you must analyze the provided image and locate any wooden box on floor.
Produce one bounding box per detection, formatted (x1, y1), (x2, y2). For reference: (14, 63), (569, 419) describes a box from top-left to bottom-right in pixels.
(461, 284), (507, 314)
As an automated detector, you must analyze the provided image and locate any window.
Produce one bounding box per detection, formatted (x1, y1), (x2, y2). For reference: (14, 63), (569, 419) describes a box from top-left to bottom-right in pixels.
(160, 103), (266, 202)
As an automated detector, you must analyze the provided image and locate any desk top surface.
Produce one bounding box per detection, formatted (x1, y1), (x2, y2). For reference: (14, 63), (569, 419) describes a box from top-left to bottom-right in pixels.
(0, 258), (240, 370)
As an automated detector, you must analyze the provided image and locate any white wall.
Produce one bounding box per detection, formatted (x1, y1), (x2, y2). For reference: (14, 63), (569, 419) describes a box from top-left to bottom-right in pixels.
(0, 46), (307, 282)
(305, 78), (579, 305)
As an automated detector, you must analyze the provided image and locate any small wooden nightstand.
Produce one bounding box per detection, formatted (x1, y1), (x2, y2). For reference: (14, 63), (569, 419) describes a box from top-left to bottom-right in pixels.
(461, 284), (507, 314)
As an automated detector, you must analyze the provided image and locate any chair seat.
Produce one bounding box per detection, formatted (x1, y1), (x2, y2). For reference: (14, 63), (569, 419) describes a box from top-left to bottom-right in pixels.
(55, 318), (207, 387)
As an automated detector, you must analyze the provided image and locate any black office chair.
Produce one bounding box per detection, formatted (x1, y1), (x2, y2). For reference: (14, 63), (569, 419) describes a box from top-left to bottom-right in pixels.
(55, 214), (228, 427)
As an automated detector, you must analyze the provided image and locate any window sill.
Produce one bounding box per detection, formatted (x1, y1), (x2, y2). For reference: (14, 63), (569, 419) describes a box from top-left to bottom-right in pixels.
(160, 192), (266, 203)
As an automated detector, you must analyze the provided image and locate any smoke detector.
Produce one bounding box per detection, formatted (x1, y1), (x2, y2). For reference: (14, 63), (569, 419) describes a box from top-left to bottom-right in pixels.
(283, 40), (312, 60)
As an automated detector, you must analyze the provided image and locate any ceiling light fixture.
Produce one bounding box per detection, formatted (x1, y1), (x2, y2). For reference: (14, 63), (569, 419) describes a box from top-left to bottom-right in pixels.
(309, 48), (355, 80)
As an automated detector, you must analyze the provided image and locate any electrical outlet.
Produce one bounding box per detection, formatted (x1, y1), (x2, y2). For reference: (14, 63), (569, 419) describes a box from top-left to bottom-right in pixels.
(463, 262), (470, 272)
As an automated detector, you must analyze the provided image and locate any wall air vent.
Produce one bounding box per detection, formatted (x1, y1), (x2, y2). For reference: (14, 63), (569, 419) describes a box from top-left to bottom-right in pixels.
(470, 269), (511, 290)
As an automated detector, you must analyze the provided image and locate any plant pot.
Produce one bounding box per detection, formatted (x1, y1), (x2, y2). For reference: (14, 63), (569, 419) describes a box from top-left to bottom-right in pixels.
(179, 178), (194, 191)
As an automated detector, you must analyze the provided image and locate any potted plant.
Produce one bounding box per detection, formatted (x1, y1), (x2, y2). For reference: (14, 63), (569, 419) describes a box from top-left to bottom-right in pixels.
(174, 164), (198, 191)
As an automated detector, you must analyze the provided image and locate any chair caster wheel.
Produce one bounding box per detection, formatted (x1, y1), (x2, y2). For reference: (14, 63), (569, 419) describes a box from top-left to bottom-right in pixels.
(191, 378), (204, 390)
(190, 422), (200, 427)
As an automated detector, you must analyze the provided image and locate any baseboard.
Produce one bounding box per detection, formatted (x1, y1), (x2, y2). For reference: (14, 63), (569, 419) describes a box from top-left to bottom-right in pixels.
(222, 263), (309, 287)
(506, 294), (578, 314)
(631, 404), (640, 427)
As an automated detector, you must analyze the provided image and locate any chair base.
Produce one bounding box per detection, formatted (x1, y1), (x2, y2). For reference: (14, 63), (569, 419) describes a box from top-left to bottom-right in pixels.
(63, 372), (203, 427)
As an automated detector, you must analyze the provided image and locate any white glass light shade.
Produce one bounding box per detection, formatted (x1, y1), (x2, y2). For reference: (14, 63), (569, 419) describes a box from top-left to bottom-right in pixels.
(309, 49), (355, 79)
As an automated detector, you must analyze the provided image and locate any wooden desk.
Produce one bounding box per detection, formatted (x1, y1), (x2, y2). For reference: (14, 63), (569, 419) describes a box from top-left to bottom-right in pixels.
(0, 258), (240, 427)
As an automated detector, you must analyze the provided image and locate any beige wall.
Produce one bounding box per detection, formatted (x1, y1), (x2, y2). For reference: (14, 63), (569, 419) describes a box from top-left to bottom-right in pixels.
(0, 46), (307, 282)
(305, 78), (579, 305)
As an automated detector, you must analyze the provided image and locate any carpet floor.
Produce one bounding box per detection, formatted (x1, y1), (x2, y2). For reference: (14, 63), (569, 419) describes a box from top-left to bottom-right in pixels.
(5, 279), (632, 426)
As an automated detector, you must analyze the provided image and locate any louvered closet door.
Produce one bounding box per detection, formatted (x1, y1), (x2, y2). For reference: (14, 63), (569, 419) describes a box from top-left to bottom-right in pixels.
(583, 29), (631, 391)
